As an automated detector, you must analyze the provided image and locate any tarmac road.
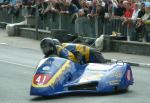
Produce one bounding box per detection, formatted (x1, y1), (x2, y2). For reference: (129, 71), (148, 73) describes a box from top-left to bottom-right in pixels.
(0, 44), (150, 103)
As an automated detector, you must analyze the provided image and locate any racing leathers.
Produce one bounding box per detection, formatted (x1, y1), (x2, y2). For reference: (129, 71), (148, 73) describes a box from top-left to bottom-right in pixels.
(56, 45), (77, 63)
(61, 43), (105, 64)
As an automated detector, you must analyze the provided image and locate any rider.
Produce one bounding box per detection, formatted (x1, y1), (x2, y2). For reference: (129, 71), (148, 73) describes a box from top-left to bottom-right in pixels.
(40, 38), (77, 62)
(40, 38), (58, 58)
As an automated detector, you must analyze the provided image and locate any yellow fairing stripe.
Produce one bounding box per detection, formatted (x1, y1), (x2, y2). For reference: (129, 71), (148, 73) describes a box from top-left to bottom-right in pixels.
(32, 60), (70, 88)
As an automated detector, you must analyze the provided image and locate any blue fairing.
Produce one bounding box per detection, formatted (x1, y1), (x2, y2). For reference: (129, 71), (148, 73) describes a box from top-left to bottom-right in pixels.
(30, 57), (134, 96)
(97, 64), (133, 93)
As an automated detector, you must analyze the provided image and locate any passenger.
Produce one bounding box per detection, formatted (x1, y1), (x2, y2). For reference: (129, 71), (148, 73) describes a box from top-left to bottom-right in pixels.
(62, 43), (106, 64)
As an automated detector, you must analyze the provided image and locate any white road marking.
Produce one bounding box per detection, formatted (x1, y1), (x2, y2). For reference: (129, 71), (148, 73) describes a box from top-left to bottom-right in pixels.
(0, 59), (34, 69)
(0, 43), (7, 45)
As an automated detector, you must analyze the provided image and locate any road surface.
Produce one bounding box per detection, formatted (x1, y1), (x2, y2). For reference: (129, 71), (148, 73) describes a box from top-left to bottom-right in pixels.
(0, 43), (150, 103)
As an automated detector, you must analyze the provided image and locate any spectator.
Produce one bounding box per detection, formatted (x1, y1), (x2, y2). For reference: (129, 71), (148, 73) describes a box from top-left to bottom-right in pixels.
(7, 0), (22, 18)
(104, 0), (113, 15)
(25, 0), (36, 17)
(110, 0), (118, 16)
(54, 0), (64, 11)
(136, 4), (150, 42)
(43, 0), (56, 14)
(96, 0), (106, 35)
(37, 1), (48, 20)
(138, 2), (145, 18)
(64, 0), (78, 14)
(131, 3), (140, 20)
(121, 1), (134, 41)
(125, 2), (140, 41)
(121, 1), (135, 26)
(91, 0), (100, 14)
(78, 0), (92, 17)
(71, 0), (81, 9)
(96, 0), (105, 22)
(87, 0), (100, 18)
(114, 0), (126, 17)
(22, 0), (28, 6)
(141, 5), (150, 21)
(123, 1), (133, 18)
(62, 0), (79, 23)
(42, 0), (61, 22)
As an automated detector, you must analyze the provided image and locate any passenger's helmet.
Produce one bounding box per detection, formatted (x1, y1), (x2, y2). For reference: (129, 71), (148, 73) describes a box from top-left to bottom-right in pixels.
(53, 39), (61, 45)
(40, 38), (57, 57)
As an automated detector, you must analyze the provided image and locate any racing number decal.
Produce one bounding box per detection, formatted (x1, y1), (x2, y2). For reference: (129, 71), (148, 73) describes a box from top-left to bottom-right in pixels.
(36, 75), (47, 83)
(35, 75), (41, 83)
(33, 74), (51, 86)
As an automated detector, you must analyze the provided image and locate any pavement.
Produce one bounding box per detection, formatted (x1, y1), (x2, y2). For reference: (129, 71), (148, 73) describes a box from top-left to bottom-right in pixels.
(0, 28), (150, 68)
(102, 52), (150, 68)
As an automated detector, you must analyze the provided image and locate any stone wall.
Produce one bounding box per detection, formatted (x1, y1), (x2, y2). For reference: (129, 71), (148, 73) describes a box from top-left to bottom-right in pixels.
(111, 40), (150, 56)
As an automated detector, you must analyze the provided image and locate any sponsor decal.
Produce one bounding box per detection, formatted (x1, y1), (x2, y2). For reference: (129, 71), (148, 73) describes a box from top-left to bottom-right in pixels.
(79, 68), (104, 83)
(108, 69), (123, 79)
(42, 66), (50, 71)
(86, 63), (112, 71)
(79, 73), (104, 83)
(108, 80), (120, 85)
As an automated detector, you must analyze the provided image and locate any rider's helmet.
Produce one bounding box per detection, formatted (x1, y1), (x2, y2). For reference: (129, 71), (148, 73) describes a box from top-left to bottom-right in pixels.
(53, 39), (61, 45)
(40, 38), (57, 57)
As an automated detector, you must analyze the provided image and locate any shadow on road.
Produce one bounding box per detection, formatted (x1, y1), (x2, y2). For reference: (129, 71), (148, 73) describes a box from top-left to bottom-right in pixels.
(30, 90), (133, 101)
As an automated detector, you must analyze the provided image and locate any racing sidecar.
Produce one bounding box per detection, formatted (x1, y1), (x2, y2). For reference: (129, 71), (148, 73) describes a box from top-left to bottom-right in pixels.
(30, 57), (134, 96)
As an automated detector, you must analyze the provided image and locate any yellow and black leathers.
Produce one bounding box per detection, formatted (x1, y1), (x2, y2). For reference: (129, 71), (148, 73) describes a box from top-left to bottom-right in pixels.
(56, 45), (77, 63)
(62, 43), (105, 64)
